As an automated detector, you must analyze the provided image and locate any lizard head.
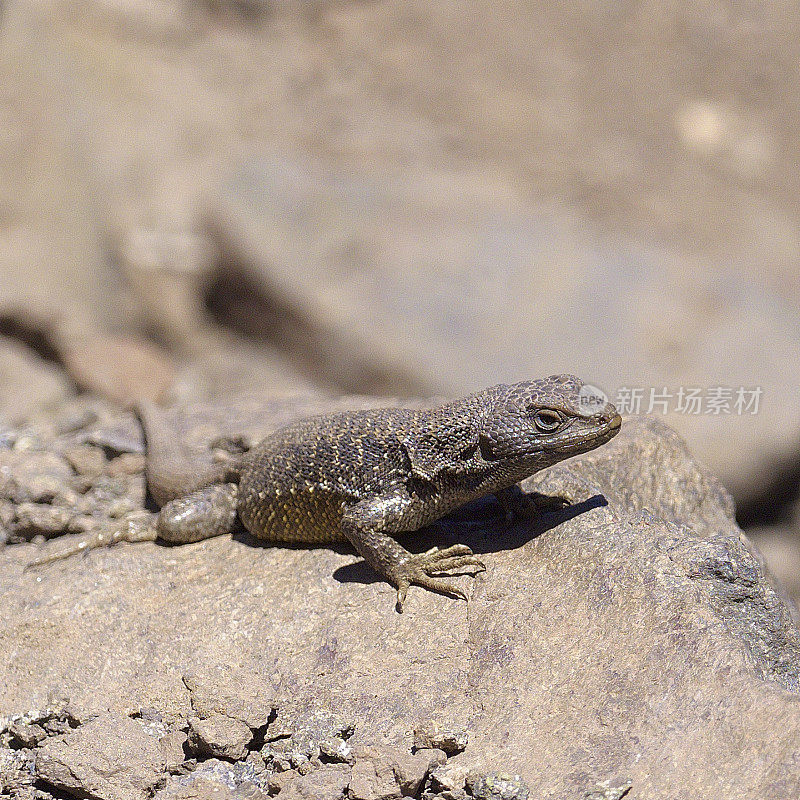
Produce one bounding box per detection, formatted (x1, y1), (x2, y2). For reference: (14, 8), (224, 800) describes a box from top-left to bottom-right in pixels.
(479, 374), (621, 467)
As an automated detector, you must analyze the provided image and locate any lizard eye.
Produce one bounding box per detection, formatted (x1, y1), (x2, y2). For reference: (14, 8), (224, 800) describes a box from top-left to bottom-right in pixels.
(532, 409), (563, 433)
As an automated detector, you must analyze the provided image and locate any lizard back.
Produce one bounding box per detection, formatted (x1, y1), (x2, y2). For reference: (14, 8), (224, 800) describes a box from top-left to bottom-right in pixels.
(237, 407), (422, 543)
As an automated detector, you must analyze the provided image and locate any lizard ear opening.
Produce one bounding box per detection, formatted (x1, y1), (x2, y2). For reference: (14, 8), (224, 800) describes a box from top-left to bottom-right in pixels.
(478, 431), (497, 461)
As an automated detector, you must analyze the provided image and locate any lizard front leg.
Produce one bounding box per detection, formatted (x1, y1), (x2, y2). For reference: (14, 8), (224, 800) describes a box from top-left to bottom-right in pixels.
(26, 483), (239, 568)
(341, 491), (485, 611)
(494, 485), (571, 524)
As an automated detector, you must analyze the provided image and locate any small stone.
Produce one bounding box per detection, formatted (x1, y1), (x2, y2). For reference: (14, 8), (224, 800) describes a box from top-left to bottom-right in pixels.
(0, 451), (72, 504)
(467, 772), (530, 800)
(585, 776), (633, 800)
(159, 729), (189, 773)
(14, 503), (73, 538)
(349, 747), (403, 800)
(62, 445), (106, 478)
(393, 748), (446, 796)
(319, 736), (353, 763)
(267, 768), (299, 794)
(426, 762), (469, 796)
(278, 764), (350, 800)
(182, 669), (276, 730)
(413, 720), (468, 755)
(107, 452), (146, 477)
(187, 713), (253, 761)
(8, 721), (47, 747)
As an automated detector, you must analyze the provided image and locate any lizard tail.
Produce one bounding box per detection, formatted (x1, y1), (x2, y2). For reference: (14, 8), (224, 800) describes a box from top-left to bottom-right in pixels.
(24, 512), (159, 570)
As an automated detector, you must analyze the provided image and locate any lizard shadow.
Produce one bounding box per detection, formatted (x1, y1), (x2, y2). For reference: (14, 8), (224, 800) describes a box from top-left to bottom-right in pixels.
(330, 492), (609, 587)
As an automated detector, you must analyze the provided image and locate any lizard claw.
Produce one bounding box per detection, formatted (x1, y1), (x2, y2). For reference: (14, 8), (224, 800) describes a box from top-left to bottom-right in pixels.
(393, 544), (485, 612)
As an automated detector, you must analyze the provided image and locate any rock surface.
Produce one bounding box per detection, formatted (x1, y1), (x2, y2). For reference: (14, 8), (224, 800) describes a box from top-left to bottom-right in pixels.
(206, 155), (800, 511)
(1, 396), (799, 799)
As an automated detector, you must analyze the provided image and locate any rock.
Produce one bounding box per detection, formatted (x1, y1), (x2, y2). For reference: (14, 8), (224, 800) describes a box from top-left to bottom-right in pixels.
(35, 712), (166, 800)
(2, 399), (800, 799)
(183, 668), (276, 730)
(62, 445), (107, 478)
(155, 759), (270, 799)
(425, 762), (469, 799)
(390, 748), (445, 796)
(0, 451), (73, 504)
(206, 156), (800, 510)
(467, 773), (530, 800)
(55, 331), (176, 406)
(0, 337), (72, 426)
(413, 720), (468, 755)
(277, 764), (350, 800)
(14, 503), (74, 539)
(187, 713), (253, 761)
(349, 747), (402, 800)
(158, 729), (188, 773)
(261, 709), (355, 773)
(584, 776), (634, 800)
(748, 527), (800, 605)
(8, 720), (47, 748)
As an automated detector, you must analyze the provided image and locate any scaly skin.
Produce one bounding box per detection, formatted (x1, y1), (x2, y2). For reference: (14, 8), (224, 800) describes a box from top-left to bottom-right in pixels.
(28, 376), (621, 610)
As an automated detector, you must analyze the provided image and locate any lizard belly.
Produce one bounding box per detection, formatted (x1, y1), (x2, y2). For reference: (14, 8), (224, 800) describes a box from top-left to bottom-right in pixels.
(238, 483), (350, 544)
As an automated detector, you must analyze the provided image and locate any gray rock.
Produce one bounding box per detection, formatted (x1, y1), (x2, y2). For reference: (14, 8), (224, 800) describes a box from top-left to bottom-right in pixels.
(7, 720), (47, 748)
(35, 712), (166, 800)
(2, 399), (800, 799)
(14, 503), (74, 539)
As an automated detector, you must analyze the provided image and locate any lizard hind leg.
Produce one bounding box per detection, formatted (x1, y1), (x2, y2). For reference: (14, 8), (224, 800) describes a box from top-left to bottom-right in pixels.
(341, 493), (486, 612)
(25, 483), (240, 569)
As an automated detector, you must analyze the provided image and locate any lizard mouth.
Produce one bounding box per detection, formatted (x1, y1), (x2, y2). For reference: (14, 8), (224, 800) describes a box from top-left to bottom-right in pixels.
(545, 413), (622, 454)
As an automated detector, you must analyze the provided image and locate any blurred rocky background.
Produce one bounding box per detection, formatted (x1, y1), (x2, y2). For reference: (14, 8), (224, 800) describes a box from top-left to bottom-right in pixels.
(1, 0), (799, 600)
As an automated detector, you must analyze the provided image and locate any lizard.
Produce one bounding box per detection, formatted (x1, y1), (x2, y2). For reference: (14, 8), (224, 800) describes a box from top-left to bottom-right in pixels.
(28, 375), (621, 610)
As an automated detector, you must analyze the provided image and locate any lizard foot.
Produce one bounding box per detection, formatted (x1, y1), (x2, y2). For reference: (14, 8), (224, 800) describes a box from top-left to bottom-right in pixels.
(24, 512), (158, 570)
(394, 544), (485, 611)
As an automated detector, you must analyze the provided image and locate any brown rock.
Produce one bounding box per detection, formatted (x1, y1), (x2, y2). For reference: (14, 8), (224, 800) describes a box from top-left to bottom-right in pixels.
(349, 747), (402, 800)
(63, 445), (106, 478)
(413, 720), (467, 755)
(56, 332), (175, 406)
(278, 764), (350, 800)
(2, 401), (800, 799)
(348, 746), (444, 799)
(183, 668), (275, 730)
(14, 503), (74, 539)
(35, 712), (166, 800)
(0, 336), (72, 426)
(158, 729), (189, 773)
(0, 450), (72, 504)
(391, 748), (445, 796)
(187, 713), (252, 761)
